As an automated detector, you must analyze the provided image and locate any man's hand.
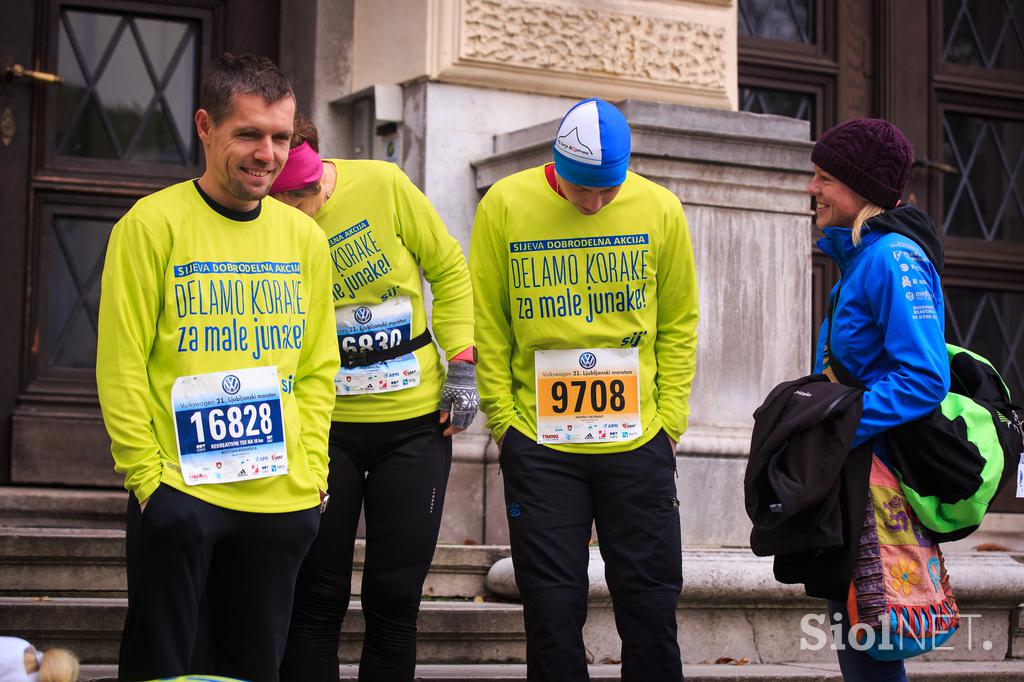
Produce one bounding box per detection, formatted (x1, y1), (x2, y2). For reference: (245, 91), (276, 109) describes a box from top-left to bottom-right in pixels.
(439, 360), (479, 437)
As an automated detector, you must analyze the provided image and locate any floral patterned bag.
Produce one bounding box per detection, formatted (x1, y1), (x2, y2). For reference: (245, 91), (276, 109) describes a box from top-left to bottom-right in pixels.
(846, 454), (960, 660)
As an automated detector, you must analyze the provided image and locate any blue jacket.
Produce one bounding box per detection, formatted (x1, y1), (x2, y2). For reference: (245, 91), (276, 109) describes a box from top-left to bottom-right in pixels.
(813, 206), (949, 447)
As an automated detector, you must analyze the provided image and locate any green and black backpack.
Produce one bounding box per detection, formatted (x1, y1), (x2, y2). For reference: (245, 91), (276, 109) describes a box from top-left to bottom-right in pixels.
(886, 344), (1023, 542)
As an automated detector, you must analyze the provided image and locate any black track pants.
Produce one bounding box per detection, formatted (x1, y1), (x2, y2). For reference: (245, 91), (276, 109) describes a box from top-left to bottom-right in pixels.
(280, 413), (452, 682)
(500, 427), (684, 682)
(119, 484), (319, 682)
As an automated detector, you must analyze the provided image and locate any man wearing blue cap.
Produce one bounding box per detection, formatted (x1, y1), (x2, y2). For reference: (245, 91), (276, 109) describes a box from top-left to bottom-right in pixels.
(470, 98), (699, 681)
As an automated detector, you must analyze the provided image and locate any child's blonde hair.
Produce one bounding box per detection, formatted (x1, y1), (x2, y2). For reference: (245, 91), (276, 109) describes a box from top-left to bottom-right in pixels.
(38, 648), (80, 682)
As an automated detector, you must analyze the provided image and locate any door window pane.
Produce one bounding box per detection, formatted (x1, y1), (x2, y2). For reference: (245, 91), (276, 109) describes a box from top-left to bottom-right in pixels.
(739, 86), (815, 131)
(56, 8), (199, 164)
(944, 287), (1024, 408)
(942, 112), (1024, 243)
(46, 216), (114, 369)
(738, 0), (815, 44)
(943, 0), (1024, 70)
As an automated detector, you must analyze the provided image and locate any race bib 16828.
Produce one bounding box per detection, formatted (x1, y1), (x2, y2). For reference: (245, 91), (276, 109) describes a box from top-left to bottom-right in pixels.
(171, 366), (287, 485)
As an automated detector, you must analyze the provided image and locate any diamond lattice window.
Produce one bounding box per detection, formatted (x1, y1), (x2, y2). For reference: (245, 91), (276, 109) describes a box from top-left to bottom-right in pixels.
(945, 287), (1024, 407)
(739, 87), (814, 130)
(738, 0), (815, 44)
(943, 0), (1024, 70)
(942, 112), (1023, 243)
(56, 8), (198, 164)
(47, 216), (114, 369)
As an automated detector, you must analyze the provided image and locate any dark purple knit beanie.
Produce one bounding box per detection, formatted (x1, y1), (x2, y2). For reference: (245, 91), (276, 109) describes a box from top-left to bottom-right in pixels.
(811, 118), (913, 209)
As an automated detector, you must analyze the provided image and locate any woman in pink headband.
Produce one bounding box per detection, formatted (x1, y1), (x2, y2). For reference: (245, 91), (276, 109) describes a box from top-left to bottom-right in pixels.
(272, 116), (477, 682)
(269, 116), (332, 216)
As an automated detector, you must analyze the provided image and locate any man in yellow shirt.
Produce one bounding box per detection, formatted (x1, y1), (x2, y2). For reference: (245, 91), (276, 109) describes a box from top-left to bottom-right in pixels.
(96, 54), (338, 681)
(471, 99), (699, 681)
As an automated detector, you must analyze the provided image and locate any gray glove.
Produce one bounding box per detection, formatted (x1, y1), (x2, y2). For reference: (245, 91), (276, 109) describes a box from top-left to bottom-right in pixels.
(438, 361), (479, 430)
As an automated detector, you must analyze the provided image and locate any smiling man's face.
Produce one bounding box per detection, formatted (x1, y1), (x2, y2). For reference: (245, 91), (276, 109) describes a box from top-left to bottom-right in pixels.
(196, 93), (295, 211)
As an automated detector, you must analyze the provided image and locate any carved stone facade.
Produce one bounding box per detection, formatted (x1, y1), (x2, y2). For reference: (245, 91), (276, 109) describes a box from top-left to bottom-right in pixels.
(461, 0), (726, 90)
(352, 0), (738, 109)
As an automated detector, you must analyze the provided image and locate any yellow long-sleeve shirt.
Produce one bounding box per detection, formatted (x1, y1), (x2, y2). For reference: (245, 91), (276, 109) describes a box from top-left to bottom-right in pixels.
(470, 165), (699, 452)
(96, 181), (339, 512)
(314, 160), (473, 422)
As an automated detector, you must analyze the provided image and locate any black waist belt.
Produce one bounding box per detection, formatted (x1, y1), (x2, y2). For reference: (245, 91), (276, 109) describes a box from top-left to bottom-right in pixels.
(340, 329), (433, 368)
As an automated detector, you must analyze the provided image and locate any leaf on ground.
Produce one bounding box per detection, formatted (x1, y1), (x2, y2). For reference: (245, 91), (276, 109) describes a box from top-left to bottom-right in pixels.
(974, 543), (1010, 552)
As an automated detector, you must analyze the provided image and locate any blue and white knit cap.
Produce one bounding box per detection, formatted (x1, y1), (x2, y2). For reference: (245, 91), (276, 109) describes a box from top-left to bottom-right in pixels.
(552, 98), (631, 188)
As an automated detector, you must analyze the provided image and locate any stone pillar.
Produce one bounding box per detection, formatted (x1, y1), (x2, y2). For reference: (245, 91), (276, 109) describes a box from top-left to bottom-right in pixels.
(473, 102), (814, 547)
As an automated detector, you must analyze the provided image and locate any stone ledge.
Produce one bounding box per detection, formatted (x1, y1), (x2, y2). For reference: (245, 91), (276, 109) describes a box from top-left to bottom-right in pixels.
(490, 103), (809, 157)
(486, 549), (1024, 608)
(486, 549), (1024, 663)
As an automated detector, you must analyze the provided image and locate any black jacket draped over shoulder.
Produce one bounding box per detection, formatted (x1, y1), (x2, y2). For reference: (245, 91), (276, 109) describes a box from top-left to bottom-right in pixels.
(744, 374), (871, 601)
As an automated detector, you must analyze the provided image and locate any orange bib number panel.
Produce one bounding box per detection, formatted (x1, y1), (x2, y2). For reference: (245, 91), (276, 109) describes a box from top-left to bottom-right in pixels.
(534, 348), (641, 444)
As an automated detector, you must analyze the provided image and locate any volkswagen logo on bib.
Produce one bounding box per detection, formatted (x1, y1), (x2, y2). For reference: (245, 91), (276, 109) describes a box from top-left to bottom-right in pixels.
(579, 352), (597, 370)
(221, 374), (241, 395)
(354, 306), (373, 324)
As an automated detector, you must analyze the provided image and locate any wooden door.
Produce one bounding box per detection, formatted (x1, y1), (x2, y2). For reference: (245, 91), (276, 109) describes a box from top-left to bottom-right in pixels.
(0, 0), (280, 487)
(739, 0), (1024, 513)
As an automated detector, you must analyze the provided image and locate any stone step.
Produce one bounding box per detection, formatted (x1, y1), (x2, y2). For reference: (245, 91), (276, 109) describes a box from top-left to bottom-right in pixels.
(0, 596), (526, 665)
(72, 660), (1024, 681)
(6, 538), (1023, 665)
(0, 487), (127, 529)
(0, 527), (125, 596)
(0, 526), (508, 599)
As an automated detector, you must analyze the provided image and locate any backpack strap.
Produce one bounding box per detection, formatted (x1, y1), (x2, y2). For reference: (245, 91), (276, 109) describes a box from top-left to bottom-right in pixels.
(825, 280), (866, 390)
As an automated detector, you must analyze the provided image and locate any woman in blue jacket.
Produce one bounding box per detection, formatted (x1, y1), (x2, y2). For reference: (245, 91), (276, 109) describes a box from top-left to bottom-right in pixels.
(807, 118), (949, 682)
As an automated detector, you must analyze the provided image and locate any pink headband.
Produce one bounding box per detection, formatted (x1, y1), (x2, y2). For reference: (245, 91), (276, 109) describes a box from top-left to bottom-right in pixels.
(270, 141), (323, 193)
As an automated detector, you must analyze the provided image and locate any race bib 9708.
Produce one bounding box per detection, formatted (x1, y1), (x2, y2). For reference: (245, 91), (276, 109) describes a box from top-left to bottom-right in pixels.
(171, 366), (287, 485)
(534, 348), (641, 444)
